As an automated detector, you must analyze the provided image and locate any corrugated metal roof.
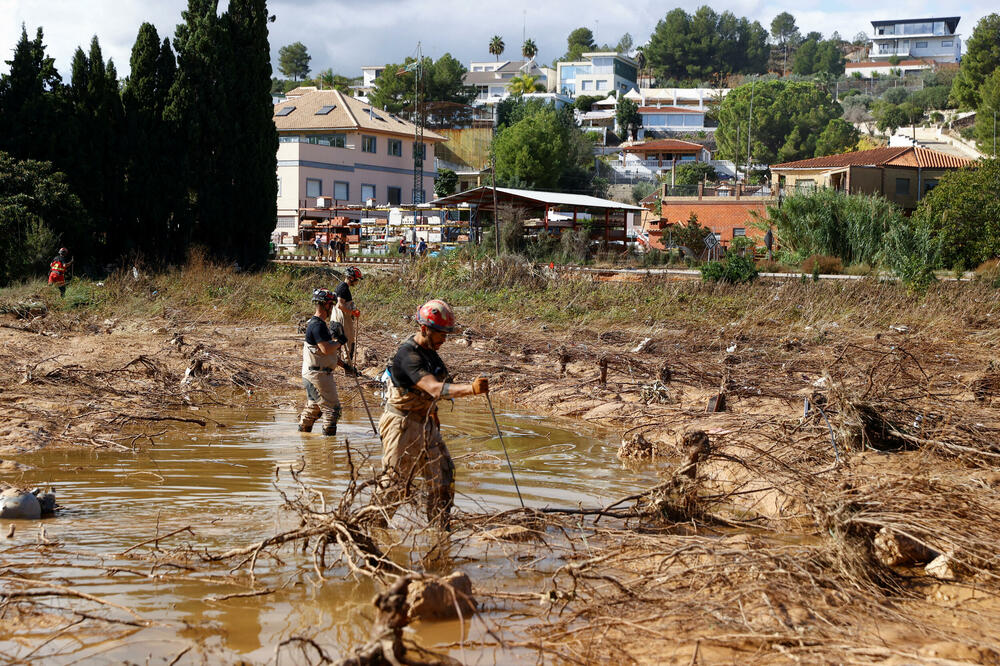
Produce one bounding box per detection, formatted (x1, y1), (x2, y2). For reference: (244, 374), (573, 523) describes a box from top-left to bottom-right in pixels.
(430, 186), (644, 210)
(771, 146), (974, 170)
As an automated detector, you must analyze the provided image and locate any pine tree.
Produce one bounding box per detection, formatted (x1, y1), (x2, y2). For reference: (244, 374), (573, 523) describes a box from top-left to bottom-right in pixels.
(0, 25), (63, 161)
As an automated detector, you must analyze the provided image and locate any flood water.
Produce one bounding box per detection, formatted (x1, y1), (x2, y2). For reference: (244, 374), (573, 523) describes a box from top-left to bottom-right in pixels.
(1, 394), (659, 663)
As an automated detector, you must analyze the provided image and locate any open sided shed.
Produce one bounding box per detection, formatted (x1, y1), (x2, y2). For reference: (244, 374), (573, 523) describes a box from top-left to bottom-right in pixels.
(429, 187), (643, 243)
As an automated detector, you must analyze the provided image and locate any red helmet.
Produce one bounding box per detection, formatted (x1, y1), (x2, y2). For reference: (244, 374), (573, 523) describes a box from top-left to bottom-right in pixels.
(312, 288), (336, 305)
(346, 266), (363, 281)
(416, 299), (456, 333)
(58, 247), (68, 255)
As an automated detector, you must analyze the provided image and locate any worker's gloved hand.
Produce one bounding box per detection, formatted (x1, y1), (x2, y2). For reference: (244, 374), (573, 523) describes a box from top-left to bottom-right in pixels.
(352, 309), (361, 319)
(343, 363), (360, 377)
(472, 377), (489, 395)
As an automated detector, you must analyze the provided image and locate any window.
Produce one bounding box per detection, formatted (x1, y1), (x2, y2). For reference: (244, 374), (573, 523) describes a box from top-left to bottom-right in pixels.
(315, 105), (336, 115)
(388, 139), (403, 157)
(580, 80), (592, 91)
(895, 177), (910, 196)
(387, 186), (402, 205)
(413, 142), (426, 160)
(275, 106), (295, 116)
(733, 228), (746, 237)
(915, 41), (928, 49)
(794, 179), (816, 191)
(596, 80), (608, 91)
(276, 175), (281, 197)
(306, 178), (322, 197)
(941, 40), (953, 47)
(923, 179), (939, 194)
(362, 135), (377, 153)
(306, 133), (346, 147)
(361, 184), (376, 202)
(334, 181), (349, 200)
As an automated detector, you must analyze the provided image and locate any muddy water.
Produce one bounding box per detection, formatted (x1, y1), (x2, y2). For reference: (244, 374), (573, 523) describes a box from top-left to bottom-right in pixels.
(1, 394), (659, 663)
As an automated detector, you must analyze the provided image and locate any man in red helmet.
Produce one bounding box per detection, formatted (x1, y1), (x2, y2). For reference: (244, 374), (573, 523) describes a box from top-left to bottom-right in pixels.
(299, 288), (356, 435)
(375, 298), (488, 528)
(330, 266), (363, 364)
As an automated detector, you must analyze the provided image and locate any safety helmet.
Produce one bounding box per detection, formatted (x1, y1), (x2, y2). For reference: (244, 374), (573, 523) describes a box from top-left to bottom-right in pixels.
(58, 247), (68, 255)
(312, 288), (336, 305)
(346, 266), (363, 281)
(416, 299), (456, 333)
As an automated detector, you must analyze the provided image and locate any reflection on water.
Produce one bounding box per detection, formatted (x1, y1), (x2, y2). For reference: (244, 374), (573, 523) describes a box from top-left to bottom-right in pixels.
(0, 394), (658, 663)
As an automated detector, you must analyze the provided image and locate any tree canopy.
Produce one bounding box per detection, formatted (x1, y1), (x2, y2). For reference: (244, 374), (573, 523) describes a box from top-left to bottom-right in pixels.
(615, 96), (640, 141)
(950, 13), (1000, 109)
(492, 101), (595, 193)
(974, 69), (1000, 156)
(489, 35), (505, 61)
(369, 54), (473, 113)
(715, 79), (844, 164)
(277, 41), (310, 81)
(645, 7), (769, 81)
(792, 39), (845, 77)
(522, 38), (538, 60)
(562, 27), (596, 62)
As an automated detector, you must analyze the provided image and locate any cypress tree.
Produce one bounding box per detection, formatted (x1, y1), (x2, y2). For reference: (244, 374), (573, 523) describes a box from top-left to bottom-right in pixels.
(0, 25), (63, 162)
(123, 24), (182, 262)
(226, 0), (277, 267)
(165, 0), (237, 260)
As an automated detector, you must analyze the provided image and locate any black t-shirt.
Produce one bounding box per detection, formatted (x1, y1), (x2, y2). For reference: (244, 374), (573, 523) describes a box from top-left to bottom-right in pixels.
(390, 335), (448, 390)
(334, 281), (353, 303)
(306, 316), (347, 346)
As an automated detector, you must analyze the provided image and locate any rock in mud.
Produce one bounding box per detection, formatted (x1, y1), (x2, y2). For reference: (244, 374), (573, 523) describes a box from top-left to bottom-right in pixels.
(406, 572), (477, 622)
(925, 551), (963, 580)
(0, 487), (56, 519)
(873, 527), (938, 566)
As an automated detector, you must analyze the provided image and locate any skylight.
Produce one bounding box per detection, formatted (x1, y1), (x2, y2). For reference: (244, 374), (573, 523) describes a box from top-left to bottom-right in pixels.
(315, 105), (336, 115)
(275, 106), (295, 116)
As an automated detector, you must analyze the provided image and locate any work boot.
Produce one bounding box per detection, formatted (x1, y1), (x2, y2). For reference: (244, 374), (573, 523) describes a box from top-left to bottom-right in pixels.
(322, 422), (337, 436)
(298, 421), (314, 433)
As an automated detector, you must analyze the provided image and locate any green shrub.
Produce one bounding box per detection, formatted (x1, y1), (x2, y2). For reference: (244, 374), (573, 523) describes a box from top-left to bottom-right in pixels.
(700, 254), (758, 283)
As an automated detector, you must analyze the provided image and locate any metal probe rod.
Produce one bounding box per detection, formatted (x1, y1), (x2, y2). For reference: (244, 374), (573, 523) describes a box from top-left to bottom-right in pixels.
(484, 392), (525, 509)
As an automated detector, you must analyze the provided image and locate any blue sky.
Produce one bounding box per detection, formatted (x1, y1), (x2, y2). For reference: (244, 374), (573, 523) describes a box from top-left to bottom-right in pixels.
(1, 0), (994, 79)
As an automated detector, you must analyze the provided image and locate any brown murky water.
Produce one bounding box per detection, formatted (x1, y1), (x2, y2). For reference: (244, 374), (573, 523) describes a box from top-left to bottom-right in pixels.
(1, 394), (660, 663)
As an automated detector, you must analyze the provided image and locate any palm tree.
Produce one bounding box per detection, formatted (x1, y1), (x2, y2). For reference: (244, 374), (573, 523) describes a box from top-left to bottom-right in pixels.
(522, 38), (538, 61)
(508, 74), (545, 96)
(489, 35), (505, 61)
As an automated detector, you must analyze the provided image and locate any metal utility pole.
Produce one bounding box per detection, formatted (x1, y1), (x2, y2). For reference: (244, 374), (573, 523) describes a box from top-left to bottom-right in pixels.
(491, 152), (500, 255)
(412, 42), (424, 207)
(746, 80), (755, 177)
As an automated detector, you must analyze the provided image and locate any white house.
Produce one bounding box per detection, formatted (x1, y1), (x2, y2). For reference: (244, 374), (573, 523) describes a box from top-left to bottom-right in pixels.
(556, 52), (638, 97)
(463, 59), (549, 105)
(868, 17), (961, 63)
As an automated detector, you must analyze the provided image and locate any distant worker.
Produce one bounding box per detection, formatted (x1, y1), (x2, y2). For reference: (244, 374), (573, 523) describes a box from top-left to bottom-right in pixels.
(417, 239), (428, 257)
(397, 238), (406, 255)
(331, 266), (363, 364)
(326, 234), (335, 262)
(48, 247), (72, 297)
(299, 288), (356, 435)
(338, 234), (348, 262)
(312, 234), (322, 258)
(375, 299), (488, 529)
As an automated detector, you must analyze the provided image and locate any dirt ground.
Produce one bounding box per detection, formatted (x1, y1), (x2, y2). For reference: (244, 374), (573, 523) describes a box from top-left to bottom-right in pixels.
(3, 290), (1000, 664)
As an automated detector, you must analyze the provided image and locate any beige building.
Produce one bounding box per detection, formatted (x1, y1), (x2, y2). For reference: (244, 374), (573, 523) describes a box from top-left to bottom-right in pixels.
(770, 146), (974, 211)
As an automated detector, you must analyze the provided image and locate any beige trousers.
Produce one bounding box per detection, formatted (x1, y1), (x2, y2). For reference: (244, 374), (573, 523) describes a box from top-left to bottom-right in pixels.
(299, 370), (341, 432)
(375, 409), (455, 526)
(331, 303), (356, 362)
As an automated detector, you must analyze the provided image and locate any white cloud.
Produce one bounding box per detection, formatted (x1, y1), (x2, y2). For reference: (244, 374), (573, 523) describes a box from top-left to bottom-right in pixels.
(1, 0), (996, 81)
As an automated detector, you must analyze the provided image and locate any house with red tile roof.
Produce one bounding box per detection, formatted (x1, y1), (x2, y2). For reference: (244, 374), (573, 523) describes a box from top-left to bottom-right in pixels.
(770, 146), (975, 210)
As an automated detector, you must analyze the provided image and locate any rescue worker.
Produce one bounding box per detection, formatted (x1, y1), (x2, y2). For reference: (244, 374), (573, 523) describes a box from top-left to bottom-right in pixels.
(375, 299), (488, 528)
(299, 288), (356, 435)
(330, 266), (362, 364)
(48, 247), (72, 297)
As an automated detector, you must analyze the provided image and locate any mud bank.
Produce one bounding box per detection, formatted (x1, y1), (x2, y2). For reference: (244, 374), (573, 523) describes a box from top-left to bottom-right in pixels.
(3, 286), (1000, 662)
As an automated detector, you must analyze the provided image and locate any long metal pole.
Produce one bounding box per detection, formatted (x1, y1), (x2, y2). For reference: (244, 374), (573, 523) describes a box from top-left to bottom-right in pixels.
(746, 80), (755, 176)
(484, 393), (525, 509)
(351, 319), (379, 439)
(491, 152), (500, 255)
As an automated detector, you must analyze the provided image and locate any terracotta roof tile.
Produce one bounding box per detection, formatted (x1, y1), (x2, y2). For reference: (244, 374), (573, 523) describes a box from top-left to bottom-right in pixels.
(623, 139), (706, 153)
(771, 146), (973, 170)
(273, 89), (444, 141)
